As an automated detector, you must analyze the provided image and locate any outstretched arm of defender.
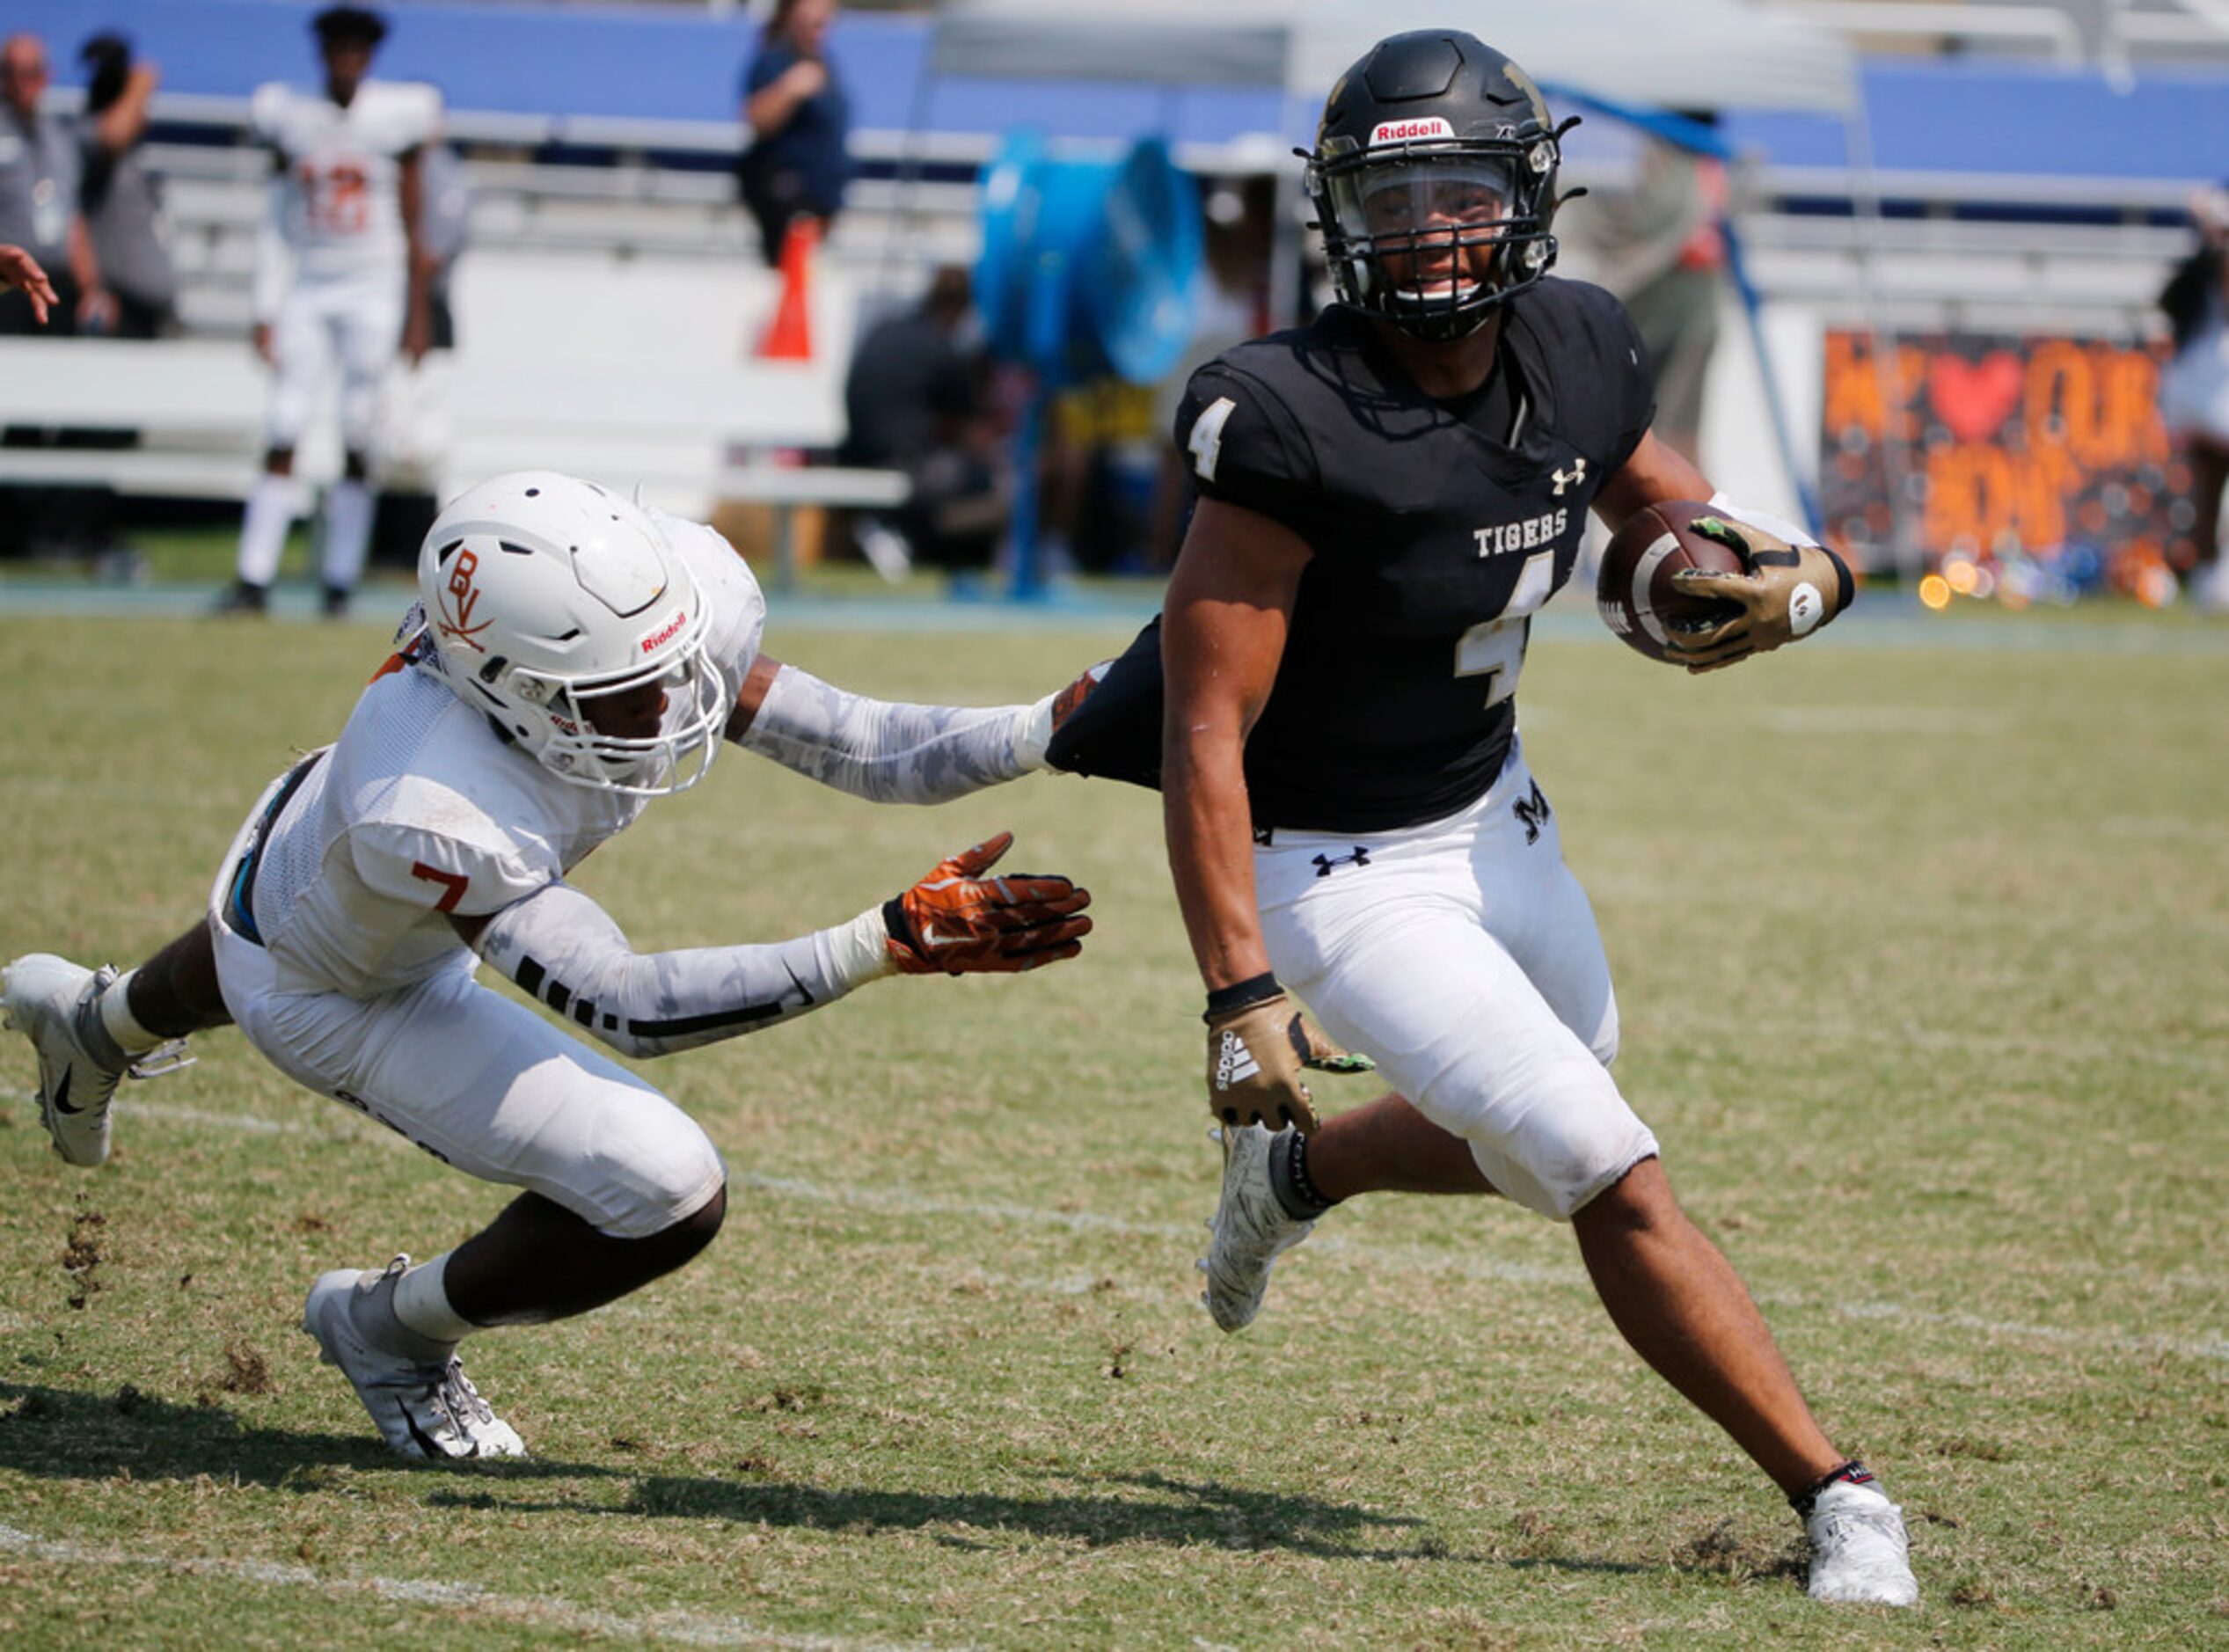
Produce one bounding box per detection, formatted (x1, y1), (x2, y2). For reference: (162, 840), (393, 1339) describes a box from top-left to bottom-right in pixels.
(726, 654), (1064, 803)
(457, 834), (1089, 1059)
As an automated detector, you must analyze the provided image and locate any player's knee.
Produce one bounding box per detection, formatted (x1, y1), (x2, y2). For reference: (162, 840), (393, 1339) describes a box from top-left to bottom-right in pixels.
(656, 1181), (727, 1264)
(618, 1181), (727, 1280)
(1568, 1151), (1670, 1231)
(1483, 1076), (1658, 1221)
(587, 1101), (727, 1240)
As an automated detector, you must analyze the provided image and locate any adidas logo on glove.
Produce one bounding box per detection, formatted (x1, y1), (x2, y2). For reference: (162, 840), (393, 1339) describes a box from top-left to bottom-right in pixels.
(1214, 1029), (1261, 1090)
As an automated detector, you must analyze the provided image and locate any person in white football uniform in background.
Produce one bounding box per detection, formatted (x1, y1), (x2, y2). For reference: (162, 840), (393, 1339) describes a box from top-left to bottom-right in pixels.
(4, 472), (1094, 1459)
(217, 5), (438, 618)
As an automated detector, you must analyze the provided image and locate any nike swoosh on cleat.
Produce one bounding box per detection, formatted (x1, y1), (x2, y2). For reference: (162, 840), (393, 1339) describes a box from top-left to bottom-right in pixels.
(50, 1068), (84, 1115)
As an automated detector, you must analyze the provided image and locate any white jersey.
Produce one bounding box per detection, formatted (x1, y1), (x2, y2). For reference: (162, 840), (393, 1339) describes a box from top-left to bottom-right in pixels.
(244, 513), (767, 999)
(251, 78), (442, 281)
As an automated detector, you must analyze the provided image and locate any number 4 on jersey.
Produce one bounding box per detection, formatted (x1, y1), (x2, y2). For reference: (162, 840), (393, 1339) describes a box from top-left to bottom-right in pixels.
(1188, 397), (1237, 483)
(1454, 550), (1556, 707)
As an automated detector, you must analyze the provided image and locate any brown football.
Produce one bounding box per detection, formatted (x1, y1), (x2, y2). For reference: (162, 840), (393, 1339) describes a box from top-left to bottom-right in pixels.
(1594, 500), (1748, 664)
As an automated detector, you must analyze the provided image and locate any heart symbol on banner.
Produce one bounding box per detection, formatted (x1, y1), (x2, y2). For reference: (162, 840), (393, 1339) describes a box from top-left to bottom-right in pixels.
(1929, 352), (2024, 443)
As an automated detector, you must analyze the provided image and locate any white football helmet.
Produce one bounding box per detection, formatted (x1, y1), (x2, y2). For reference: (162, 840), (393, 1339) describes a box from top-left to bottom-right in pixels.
(414, 471), (730, 796)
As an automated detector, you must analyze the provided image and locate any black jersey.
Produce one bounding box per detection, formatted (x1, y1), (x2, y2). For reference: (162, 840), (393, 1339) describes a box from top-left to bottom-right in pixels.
(1049, 279), (1654, 833)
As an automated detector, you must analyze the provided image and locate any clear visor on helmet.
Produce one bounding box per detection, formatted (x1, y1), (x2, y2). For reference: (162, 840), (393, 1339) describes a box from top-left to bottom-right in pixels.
(1329, 156), (1524, 302)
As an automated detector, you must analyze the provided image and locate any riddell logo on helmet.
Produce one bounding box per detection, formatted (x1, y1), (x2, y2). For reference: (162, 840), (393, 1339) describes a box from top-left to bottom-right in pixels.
(1370, 117), (1454, 146)
(639, 610), (688, 654)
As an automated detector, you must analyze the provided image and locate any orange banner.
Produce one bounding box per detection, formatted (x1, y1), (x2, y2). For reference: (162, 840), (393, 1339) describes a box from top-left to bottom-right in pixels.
(1821, 332), (2184, 587)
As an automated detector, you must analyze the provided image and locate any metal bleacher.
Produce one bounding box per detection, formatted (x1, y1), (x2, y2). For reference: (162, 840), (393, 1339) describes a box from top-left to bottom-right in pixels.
(77, 0), (2216, 352)
(11, 0), (2227, 528)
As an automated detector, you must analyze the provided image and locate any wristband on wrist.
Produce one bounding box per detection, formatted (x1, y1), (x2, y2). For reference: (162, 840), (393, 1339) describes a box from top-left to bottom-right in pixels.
(1203, 971), (1283, 1021)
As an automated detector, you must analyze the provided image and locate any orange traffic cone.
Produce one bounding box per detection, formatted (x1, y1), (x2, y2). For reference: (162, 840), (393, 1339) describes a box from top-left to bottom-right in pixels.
(756, 216), (818, 361)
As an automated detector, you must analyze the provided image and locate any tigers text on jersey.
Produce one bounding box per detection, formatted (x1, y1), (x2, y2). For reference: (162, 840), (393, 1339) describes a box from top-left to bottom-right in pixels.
(1051, 281), (1654, 833)
(239, 511), (765, 1000)
(251, 79), (441, 280)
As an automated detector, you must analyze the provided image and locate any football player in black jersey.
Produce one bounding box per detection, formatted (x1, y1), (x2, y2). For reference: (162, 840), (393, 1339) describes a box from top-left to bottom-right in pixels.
(1047, 30), (1909, 1606)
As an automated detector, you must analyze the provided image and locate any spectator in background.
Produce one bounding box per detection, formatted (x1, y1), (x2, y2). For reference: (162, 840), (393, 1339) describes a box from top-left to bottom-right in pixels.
(1567, 124), (1728, 465)
(1151, 174), (1277, 568)
(368, 130), (471, 574)
(2159, 183), (2229, 613)
(0, 33), (108, 335)
(78, 33), (176, 339)
(0, 240), (55, 319)
(0, 33), (115, 562)
(838, 266), (1005, 576)
(414, 134), (469, 353)
(217, 5), (440, 618)
(736, 0), (849, 268)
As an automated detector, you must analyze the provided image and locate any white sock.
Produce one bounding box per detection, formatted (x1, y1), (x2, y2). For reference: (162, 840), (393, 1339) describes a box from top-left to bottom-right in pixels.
(237, 474), (296, 587)
(320, 478), (374, 592)
(391, 1251), (478, 1343)
(97, 969), (165, 1056)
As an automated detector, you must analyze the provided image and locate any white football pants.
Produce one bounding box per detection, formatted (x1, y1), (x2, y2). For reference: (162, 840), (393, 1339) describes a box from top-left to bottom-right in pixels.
(207, 781), (725, 1239)
(1254, 738), (1658, 1219)
(263, 268), (402, 455)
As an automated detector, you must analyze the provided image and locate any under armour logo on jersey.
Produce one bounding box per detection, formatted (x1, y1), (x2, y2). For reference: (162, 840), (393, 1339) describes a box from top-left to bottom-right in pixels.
(1214, 1029), (1261, 1090)
(1513, 779), (1553, 844)
(1312, 847), (1371, 879)
(1552, 458), (1588, 496)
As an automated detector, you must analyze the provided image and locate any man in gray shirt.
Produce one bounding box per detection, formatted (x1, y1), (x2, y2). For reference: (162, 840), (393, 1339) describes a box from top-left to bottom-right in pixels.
(0, 33), (108, 335)
(0, 32), (119, 561)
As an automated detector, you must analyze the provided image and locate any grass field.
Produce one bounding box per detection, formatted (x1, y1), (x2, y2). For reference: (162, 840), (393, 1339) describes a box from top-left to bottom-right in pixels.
(0, 604), (2224, 1648)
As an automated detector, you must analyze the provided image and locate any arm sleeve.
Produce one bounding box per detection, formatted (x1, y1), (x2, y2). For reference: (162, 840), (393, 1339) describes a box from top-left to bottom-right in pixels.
(735, 662), (1054, 803)
(1706, 492), (1818, 549)
(474, 880), (895, 1060)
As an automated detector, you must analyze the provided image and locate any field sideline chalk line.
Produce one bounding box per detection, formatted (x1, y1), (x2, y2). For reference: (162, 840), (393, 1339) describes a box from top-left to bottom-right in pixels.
(40, 1096), (2225, 1368)
(0, 1522), (946, 1650)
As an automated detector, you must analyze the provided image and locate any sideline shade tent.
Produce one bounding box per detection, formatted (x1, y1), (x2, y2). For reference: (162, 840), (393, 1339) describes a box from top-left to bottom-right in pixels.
(929, 0), (1863, 545)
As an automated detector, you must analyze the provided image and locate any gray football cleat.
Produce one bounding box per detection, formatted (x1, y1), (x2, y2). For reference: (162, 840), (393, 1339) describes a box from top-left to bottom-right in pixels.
(3, 954), (190, 1168)
(1197, 1122), (1315, 1333)
(1805, 1478), (1919, 1605)
(303, 1256), (526, 1460)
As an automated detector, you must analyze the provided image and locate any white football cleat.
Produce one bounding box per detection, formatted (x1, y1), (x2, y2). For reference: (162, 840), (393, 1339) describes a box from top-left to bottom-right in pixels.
(2, 954), (189, 1168)
(1805, 1478), (1919, 1606)
(1197, 1122), (1314, 1333)
(303, 1256), (526, 1461)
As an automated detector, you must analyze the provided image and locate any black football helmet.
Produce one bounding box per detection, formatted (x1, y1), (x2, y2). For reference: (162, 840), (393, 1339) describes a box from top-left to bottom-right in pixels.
(1305, 31), (1577, 342)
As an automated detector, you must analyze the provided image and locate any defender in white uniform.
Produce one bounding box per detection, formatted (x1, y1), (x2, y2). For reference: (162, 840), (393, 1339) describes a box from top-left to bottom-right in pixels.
(4, 471), (1093, 1459)
(220, 6), (439, 618)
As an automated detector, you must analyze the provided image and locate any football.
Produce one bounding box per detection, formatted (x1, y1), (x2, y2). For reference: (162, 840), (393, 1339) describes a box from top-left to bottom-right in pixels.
(1594, 500), (1749, 664)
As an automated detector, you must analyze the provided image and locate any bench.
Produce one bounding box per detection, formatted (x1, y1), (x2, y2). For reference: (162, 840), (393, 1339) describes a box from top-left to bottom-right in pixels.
(0, 240), (912, 589)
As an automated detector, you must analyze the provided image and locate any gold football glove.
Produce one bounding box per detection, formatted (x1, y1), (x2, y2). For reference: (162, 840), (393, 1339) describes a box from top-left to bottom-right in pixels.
(884, 832), (1092, 976)
(1666, 515), (1854, 674)
(1203, 988), (1373, 1137)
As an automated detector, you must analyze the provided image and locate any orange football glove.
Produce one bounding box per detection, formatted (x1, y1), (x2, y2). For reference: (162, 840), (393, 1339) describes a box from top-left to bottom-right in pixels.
(884, 831), (1092, 976)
